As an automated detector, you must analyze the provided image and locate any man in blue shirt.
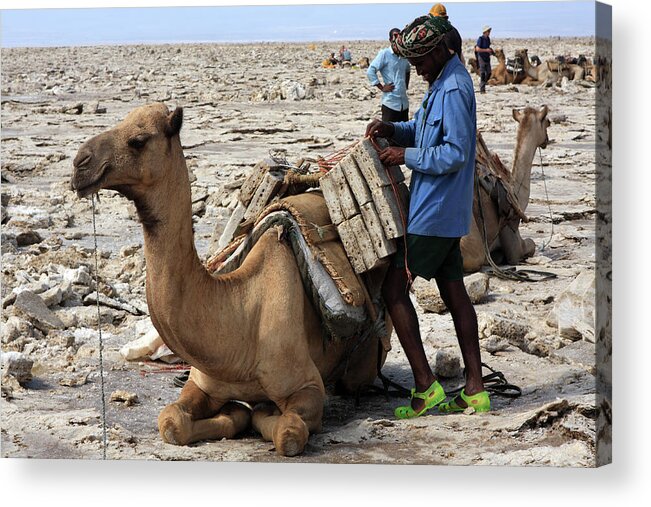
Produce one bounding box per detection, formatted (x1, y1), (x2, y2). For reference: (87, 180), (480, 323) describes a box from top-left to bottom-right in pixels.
(475, 25), (495, 93)
(367, 28), (411, 122)
(365, 15), (489, 418)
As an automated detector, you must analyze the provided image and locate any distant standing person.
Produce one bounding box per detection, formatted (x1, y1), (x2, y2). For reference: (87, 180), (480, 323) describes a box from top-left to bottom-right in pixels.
(475, 25), (494, 93)
(429, 3), (465, 65)
(367, 28), (411, 122)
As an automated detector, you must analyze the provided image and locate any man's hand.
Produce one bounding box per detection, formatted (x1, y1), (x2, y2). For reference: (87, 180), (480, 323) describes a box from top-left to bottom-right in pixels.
(381, 83), (395, 92)
(378, 147), (405, 166)
(365, 119), (395, 139)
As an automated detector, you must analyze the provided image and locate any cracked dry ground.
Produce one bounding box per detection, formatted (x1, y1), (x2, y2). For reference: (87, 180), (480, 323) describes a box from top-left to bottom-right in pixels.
(2, 38), (606, 465)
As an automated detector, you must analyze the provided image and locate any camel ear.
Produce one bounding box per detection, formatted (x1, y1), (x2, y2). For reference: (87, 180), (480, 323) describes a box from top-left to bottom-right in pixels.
(512, 109), (523, 123)
(165, 107), (183, 138)
(537, 105), (549, 120)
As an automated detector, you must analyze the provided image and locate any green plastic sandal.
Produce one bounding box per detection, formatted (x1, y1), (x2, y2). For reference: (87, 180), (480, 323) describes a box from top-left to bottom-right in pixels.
(439, 389), (490, 414)
(394, 380), (446, 419)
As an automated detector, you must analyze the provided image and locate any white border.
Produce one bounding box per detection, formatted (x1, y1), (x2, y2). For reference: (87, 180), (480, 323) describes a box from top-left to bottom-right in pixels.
(2, 1), (646, 506)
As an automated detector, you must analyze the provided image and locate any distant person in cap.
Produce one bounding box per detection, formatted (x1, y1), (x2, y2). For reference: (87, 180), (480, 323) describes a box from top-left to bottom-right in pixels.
(474, 25), (494, 93)
(429, 3), (465, 65)
(365, 15), (489, 419)
(367, 27), (411, 122)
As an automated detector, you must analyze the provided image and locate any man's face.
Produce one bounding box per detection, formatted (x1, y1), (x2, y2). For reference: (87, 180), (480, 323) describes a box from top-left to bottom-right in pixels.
(408, 47), (447, 84)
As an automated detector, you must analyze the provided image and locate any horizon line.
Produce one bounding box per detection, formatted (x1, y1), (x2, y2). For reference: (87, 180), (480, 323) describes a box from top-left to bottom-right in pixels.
(2, 34), (598, 49)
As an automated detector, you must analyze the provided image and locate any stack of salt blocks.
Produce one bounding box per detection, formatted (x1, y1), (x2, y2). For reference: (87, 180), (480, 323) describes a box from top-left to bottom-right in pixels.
(319, 138), (409, 273)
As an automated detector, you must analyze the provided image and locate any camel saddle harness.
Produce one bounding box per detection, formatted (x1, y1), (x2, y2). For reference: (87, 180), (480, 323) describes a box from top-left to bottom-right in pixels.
(474, 131), (528, 232)
(205, 191), (384, 344)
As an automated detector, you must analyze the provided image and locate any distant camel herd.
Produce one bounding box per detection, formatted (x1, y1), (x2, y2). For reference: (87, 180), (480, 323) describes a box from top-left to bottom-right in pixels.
(468, 49), (607, 87)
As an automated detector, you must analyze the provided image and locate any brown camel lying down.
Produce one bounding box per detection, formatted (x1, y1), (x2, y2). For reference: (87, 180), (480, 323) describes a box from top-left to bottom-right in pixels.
(461, 105), (550, 271)
(70, 103), (387, 457)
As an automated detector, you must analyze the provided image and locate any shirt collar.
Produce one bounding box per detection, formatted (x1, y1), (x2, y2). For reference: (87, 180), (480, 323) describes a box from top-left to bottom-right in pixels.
(428, 55), (457, 93)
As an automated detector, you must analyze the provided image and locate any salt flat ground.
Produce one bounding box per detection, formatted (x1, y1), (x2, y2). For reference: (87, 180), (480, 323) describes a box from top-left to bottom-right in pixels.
(1, 38), (608, 465)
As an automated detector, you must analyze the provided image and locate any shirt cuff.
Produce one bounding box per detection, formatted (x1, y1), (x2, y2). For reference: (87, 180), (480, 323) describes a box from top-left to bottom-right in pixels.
(404, 148), (418, 170)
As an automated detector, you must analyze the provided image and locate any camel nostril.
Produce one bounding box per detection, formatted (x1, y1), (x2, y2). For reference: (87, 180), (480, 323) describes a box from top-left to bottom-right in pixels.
(73, 152), (92, 169)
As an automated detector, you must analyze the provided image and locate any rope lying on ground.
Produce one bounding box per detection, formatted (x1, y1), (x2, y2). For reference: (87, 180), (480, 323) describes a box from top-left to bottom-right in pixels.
(360, 362), (522, 402)
(445, 363), (522, 399)
(475, 172), (557, 282)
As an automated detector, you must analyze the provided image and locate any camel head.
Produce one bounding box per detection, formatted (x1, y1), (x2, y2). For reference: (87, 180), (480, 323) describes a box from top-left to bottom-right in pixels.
(494, 48), (505, 62)
(71, 103), (184, 200)
(515, 48), (537, 65)
(512, 105), (550, 149)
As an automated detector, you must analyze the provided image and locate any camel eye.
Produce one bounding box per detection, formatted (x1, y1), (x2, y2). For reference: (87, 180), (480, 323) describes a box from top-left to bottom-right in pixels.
(128, 135), (150, 150)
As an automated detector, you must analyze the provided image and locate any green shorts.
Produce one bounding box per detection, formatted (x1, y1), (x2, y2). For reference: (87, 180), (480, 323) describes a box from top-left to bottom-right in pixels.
(393, 234), (464, 281)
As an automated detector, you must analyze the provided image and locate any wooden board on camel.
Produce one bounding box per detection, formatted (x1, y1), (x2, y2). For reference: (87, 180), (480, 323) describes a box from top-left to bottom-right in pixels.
(239, 159), (273, 206)
(360, 201), (397, 259)
(336, 220), (366, 273)
(243, 170), (285, 221)
(217, 201), (246, 251)
(351, 138), (405, 188)
(370, 182), (409, 240)
(339, 154), (372, 206)
(318, 172), (345, 225)
(349, 214), (386, 272)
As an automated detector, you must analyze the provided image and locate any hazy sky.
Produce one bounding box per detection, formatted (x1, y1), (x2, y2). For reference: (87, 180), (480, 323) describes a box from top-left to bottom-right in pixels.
(1, 1), (601, 47)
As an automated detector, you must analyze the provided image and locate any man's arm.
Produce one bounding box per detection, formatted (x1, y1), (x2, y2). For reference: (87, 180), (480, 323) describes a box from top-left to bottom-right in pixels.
(475, 38), (494, 54)
(367, 50), (396, 92)
(391, 118), (417, 148)
(367, 50), (384, 87)
(403, 88), (474, 176)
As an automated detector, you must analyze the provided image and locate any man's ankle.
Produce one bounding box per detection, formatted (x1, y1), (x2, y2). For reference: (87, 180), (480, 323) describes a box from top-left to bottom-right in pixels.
(415, 375), (438, 393)
(464, 381), (485, 396)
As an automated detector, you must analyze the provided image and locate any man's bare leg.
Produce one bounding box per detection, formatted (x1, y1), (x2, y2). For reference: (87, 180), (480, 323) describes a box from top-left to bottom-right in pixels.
(437, 278), (485, 404)
(382, 264), (436, 412)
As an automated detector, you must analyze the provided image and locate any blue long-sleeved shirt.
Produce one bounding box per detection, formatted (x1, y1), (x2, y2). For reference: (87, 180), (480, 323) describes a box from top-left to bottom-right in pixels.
(367, 47), (411, 112)
(391, 55), (477, 238)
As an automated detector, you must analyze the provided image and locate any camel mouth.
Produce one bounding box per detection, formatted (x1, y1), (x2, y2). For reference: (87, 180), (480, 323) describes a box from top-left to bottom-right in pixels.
(540, 135), (549, 149)
(71, 163), (109, 198)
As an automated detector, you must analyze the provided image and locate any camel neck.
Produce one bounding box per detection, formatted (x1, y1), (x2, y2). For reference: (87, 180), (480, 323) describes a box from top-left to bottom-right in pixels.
(134, 145), (225, 368)
(521, 54), (537, 80)
(137, 146), (210, 292)
(511, 130), (538, 210)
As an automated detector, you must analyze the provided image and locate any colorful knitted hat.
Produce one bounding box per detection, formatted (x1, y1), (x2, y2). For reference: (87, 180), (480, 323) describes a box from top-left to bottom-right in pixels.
(391, 15), (453, 58)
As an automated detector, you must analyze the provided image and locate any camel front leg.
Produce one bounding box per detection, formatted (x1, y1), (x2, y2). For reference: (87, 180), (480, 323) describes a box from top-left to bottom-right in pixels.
(252, 384), (324, 457)
(158, 378), (251, 445)
(461, 221), (488, 273)
(498, 225), (535, 265)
